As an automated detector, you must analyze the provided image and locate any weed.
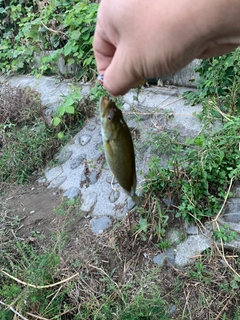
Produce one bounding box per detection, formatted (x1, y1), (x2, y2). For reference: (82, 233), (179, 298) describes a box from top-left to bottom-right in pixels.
(156, 240), (172, 250)
(0, 121), (61, 184)
(183, 48), (240, 117)
(52, 85), (95, 139)
(188, 261), (207, 282)
(0, 83), (43, 124)
(213, 224), (237, 243)
(136, 196), (169, 242)
(0, 83), (93, 186)
(233, 306), (240, 319)
(143, 114), (240, 223)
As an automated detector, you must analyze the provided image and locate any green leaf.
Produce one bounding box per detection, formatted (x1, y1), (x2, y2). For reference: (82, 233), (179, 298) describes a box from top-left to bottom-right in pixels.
(58, 106), (65, 116)
(83, 57), (93, 66)
(64, 96), (75, 107)
(57, 132), (64, 139)
(65, 106), (74, 114)
(64, 44), (73, 56)
(81, 32), (90, 41)
(53, 117), (61, 126)
(71, 30), (81, 40)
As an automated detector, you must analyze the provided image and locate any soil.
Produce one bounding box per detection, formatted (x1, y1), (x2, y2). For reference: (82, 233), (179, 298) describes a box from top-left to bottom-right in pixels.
(1, 180), (240, 319)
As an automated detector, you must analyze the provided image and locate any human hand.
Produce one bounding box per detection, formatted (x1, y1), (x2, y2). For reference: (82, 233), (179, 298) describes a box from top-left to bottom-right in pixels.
(93, 0), (240, 96)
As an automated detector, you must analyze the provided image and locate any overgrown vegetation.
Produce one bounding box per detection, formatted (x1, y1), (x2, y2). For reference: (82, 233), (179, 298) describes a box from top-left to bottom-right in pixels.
(142, 116), (240, 223)
(0, 82), (95, 186)
(0, 0), (98, 80)
(1, 197), (240, 319)
(183, 48), (240, 118)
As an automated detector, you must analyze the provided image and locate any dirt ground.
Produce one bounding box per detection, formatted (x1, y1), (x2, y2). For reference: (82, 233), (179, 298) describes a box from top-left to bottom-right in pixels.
(1, 180), (240, 319)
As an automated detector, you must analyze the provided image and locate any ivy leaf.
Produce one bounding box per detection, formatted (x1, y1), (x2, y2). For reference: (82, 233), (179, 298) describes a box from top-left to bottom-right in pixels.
(71, 30), (81, 40)
(64, 44), (73, 56)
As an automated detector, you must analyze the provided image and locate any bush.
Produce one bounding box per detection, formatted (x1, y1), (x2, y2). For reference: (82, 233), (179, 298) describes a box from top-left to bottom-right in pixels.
(184, 48), (240, 116)
(0, 0), (98, 79)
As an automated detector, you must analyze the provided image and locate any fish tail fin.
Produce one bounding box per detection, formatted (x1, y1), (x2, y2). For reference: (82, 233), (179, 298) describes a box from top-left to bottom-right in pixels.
(132, 194), (141, 207)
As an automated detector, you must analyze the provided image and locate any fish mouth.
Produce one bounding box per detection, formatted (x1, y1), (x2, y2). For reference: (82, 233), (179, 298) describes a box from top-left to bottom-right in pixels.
(100, 97), (109, 115)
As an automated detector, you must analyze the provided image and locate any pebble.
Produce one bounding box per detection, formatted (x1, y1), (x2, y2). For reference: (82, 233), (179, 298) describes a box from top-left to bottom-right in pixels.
(95, 141), (102, 150)
(81, 193), (97, 213)
(109, 190), (120, 203)
(70, 154), (86, 169)
(169, 305), (177, 315)
(90, 216), (112, 234)
(89, 171), (99, 184)
(186, 223), (199, 235)
(175, 235), (212, 269)
(106, 176), (118, 184)
(153, 248), (176, 267)
(153, 253), (165, 266)
(56, 150), (72, 164)
(127, 198), (136, 211)
(63, 187), (79, 199)
(86, 123), (96, 131)
(47, 176), (67, 188)
(165, 247), (175, 267)
(79, 134), (91, 146)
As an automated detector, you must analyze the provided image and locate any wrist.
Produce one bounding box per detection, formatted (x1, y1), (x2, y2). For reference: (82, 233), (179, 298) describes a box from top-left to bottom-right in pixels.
(198, 0), (240, 43)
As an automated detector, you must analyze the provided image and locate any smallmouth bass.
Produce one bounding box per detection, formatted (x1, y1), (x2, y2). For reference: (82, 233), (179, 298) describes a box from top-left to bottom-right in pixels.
(100, 97), (140, 206)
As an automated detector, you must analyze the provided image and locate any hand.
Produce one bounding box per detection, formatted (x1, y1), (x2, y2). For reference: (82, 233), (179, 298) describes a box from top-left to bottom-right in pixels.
(93, 0), (240, 96)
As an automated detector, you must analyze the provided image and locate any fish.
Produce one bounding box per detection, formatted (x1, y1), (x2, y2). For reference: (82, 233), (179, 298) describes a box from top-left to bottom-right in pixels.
(99, 97), (140, 206)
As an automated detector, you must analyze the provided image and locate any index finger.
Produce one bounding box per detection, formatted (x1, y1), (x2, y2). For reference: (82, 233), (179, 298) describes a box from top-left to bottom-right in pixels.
(93, 25), (116, 75)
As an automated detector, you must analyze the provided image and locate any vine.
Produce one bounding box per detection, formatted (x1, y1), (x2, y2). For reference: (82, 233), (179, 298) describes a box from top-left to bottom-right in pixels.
(0, 0), (98, 80)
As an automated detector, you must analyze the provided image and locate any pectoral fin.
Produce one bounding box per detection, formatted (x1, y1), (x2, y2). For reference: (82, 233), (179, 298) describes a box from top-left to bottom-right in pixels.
(105, 141), (114, 157)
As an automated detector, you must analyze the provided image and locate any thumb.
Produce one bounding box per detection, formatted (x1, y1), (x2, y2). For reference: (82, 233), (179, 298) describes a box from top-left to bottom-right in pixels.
(103, 45), (142, 96)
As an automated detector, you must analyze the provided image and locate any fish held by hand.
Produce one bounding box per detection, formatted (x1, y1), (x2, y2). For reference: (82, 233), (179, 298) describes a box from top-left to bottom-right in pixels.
(99, 97), (140, 206)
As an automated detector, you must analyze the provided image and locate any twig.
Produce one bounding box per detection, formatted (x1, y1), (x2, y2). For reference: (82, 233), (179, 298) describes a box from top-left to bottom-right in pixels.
(111, 175), (118, 192)
(182, 290), (192, 320)
(26, 312), (50, 320)
(11, 229), (25, 241)
(213, 177), (233, 222)
(1, 270), (79, 289)
(40, 21), (66, 36)
(49, 308), (75, 320)
(210, 177), (240, 278)
(0, 300), (28, 320)
(215, 294), (234, 320)
(88, 264), (121, 291)
(45, 285), (63, 311)
(88, 263), (126, 303)
(127, 211), (133, 233)
(214, 239), (240, 278)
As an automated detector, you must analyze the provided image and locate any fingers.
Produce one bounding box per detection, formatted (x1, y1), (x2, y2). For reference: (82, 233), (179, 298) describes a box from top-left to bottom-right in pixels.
(102, 45), (143, 96)
(93, 26), (116, 75)
(94, 26), (141, 96)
